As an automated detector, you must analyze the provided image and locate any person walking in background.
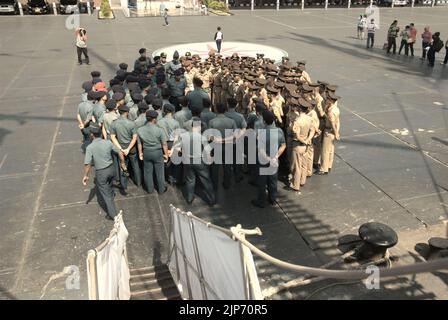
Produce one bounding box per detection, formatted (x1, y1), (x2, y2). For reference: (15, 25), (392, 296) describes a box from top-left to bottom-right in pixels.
(421, 26), (432, 60)
(75, 27), (89, 65)
(366, 18), (378, 49)
(163, 8), (169, 26)
(408, 23), (417, 57)
(398, 25), (410, 56)
(214, 27), (223, 54)
(442, 39), (448, 65)
(387, 20), (400, 55)
(357, 14), (367, 40)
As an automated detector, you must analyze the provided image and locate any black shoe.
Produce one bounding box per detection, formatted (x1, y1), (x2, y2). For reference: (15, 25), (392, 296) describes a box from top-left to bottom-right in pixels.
(105, 215), (114, 221)
(251, 199), (265, 208)
(317, 171), (328, 175)
(78, 62), (82, 65)
(249, 180), (257, 187)
(268, 199), (276, 206)
(86, 62), (90, 65)
(186, 197), (195, 205)
(159, 187), (168, 194)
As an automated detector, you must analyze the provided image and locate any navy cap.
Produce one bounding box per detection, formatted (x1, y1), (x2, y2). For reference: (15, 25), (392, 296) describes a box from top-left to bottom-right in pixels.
(146, 110), (159, 119)
(163, 104), (175, 113)
(112, 92), (125, 101)
(118, 105), (130, 112)
(82, 81), (93, 92)
(119, 63), (128, 70)
(105, 99), (117, 110)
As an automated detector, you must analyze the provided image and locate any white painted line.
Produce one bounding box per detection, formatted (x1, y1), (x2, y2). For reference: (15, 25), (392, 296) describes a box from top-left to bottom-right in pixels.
(0, 154), (7, 172)
(253, 15), (297, 29)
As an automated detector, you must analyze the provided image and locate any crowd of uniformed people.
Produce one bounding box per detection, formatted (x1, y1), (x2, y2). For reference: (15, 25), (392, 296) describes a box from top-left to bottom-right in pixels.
(78, 48), (341, 220)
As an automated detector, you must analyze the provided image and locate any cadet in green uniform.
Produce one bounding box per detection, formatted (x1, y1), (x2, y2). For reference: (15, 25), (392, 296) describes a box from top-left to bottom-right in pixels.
(92, 91), (108, 124)
(77, 89), (95, 153)
(134, 102), (149, 128)
(167, 69), (186, 108)
(186, 77), (210, 111)
(158, 104), (181, 184)
(82, 125), (121, 220)
(251, 110), (286, 208)
(208, 102), (238, 190)
(174, 96), (192, 128)
(225, 97), (247, 183)
(128, 92), (143, 121)
(172, 118), (215, 206)
(110, 105), (141, 189)
(137, 110), (169, 194)
(200, 99), (216, 126)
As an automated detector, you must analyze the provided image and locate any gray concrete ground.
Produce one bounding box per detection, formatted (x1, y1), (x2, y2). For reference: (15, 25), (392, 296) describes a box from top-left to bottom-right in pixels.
(0, 7), (447, 300)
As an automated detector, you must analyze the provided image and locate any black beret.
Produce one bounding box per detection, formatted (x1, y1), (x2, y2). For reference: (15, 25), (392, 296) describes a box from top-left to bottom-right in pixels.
(112, 92), (125, 101)
(126, 75), (139, 83)
(116, 70), (127, 81)
(144, 94), (155, 105)
(262, 109), (275, 125)
(163, 104), (175, 113)
(146, 110), (159, 119)
(88, 124), (101, 135)
(91, 71), (101, 78)
(131, 92), (143, 102)
(118, 105), (130, 112)
(92, 78), (102, 85)
(139, 48), (146, 54)
(128, 82), (141, 93)
(105, 99), (117, 110)
(82, 81), (93, 92)
(152, 98), (163, 108)
(138, 101), (149, 111)
(88, 91), (107, 100)
(119, 63), (128, 70)
(109, 78), (120, 87)
(112, 84), (125, 93)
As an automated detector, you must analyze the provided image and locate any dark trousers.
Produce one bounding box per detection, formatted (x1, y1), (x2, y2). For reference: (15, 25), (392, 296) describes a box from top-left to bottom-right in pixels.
(143, 149), (165, 193)
(422, 41), (430, 59)
(184, 162), (215, 205)
(444, 48), (448, 64)
(216, 40), (222, 53)
(211, 144), (232, 190)
(366, 33), (374, 48)
(427, 48), (436, 67)
(164, 16), (169, 25)
(80, 128), (91, 154)
(232, 143), (244, 182)
(120, 151), (142, 189)
(95, 165), (117, 218)
(398, 39), (409, 55)
(76, 46), (89, 64)
(255, 165), (278, 207)
(409, 41), (414, 56)
(387, 37), (397, 54)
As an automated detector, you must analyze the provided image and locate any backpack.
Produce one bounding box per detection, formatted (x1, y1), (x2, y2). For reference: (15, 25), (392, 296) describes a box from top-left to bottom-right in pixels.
(434, 39), (444, 52)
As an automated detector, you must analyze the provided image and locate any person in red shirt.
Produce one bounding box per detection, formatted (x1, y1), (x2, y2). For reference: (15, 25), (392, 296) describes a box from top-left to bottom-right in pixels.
(408, 23), (417, 57)
(421, 26), (432, 60)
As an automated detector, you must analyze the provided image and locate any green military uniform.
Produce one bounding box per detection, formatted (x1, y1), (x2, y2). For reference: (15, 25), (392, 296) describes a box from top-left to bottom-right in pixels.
(200, 109), (217, 127)
(92, 102), (106, 124)
(84, 137), (120, 218)
(225, 108), (247, 182)
(137, 123), (167, 193)
(208, 114), (237, 190)
(77, 100), (94, 153)
(174, 107), (192, 128)
(110, 116), (141, 188)
(186, 88), (210, 111)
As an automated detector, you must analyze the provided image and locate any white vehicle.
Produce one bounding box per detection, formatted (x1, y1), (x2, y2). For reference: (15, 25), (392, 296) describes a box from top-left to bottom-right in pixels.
(0, 0), (19, 14)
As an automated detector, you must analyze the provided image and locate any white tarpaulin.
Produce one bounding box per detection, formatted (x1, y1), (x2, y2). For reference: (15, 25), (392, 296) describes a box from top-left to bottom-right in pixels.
(168, 206), (263, 300)
(87, 213), (131, 300)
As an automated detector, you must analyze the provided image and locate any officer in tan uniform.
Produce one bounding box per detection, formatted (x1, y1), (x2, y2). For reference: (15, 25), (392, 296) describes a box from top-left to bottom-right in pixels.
(318, 92), (340, 175)
(297, 61), (312, 84)
(184, 61), (196, 93)
(289, 98), (313, 192)
(212, 67), (222, 106)
(305, 100), (319, 177)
